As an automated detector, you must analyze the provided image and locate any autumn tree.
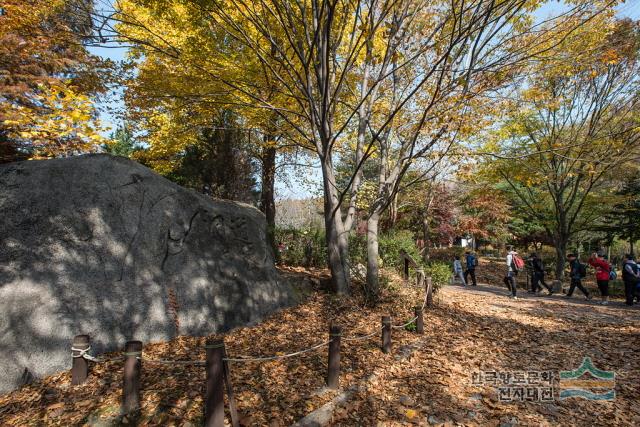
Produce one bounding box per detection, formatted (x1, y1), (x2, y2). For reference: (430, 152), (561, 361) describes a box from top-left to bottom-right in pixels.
(0, 0), (105, 161)
(457, 186), (512, 248)
(480, 16), (640, 283)
(101, 0), (620, 295)
(108, 0), (306, 253)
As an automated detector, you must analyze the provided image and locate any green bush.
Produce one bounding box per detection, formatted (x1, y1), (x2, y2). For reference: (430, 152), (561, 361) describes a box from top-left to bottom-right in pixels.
(348, 229), (422, 272)
(424, 261), (451, 294)
(378, 230), (422, 270)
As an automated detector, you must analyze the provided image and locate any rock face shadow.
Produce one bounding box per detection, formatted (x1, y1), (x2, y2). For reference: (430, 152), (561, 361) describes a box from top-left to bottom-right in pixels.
(0, 154), (294, 393)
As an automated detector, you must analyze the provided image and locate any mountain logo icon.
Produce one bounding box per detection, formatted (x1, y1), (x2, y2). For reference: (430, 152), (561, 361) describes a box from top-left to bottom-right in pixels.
(559, 357), (615, 401)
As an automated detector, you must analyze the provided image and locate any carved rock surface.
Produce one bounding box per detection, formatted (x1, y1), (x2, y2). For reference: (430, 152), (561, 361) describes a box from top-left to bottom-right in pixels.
(0, 154), (293, 393)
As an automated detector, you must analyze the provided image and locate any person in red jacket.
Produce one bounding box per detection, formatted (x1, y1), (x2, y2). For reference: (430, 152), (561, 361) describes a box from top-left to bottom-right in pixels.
(588, 252), (612, 305)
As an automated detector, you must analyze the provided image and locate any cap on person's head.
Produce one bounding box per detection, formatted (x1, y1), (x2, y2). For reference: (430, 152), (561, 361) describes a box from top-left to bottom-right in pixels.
(455, 255), (460, 260)
(597, 250), (605, 257)
(567, 253), (576, 259)
(465, 251), (470, 254)
(625, 253), (634, 260)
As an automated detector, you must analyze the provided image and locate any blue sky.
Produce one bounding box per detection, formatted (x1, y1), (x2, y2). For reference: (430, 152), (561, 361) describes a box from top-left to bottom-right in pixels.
(89, 0), (640, 200)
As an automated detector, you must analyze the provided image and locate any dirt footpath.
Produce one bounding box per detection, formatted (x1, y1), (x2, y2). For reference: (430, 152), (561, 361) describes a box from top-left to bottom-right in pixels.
(336, 283), (640, 426)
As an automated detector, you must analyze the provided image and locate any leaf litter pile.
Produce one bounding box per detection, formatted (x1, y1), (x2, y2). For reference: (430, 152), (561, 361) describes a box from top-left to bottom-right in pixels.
(1, 266), (639, 426)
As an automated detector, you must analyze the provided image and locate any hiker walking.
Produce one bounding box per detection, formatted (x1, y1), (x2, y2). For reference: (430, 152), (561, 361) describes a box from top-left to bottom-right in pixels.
(529, 253), (553, 295)
(565, 254), (592, 300)
(464, 251), (478, 286)
(453, 255), (467, 286)
(588, 252), (612, 305)
(503, 247), (520, 299)
(622, 254), (640, 306)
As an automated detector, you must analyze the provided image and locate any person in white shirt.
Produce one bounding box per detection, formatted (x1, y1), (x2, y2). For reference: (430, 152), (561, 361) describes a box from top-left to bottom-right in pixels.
(503, 246), (518, 299)
(453, 255), (467, 286)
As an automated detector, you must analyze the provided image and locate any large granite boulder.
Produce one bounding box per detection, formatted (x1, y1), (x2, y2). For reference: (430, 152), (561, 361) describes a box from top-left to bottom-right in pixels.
(0, 154), (294, 393)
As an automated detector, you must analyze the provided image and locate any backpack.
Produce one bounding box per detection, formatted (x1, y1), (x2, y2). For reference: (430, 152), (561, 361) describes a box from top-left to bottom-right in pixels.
(578, 262), (587, 278)
(512, 255), (525, 271)
(467, 254), (477, 268)
(609, 269), (617, 280)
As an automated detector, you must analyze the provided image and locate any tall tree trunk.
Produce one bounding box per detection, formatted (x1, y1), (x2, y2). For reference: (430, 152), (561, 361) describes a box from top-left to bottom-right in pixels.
(388, 193), (398, 228)
(366, 212), (380, 302)
(321, 161), (350, 294)
(260, 143), (277, 256)
(554, 237), (568, 284)
(422, 217), (430, 262)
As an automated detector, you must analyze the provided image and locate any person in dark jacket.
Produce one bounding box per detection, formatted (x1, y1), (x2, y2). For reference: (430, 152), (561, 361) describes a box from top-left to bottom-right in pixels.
(621, 254), (640, 306)
(565, 254), (592, 300)
(588, 252), (612, 305)
(529, 253), (552, 295)
(464, 251), (478, 286)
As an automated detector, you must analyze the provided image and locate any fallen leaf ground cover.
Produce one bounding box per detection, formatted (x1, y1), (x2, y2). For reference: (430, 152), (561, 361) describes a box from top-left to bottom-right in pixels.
(1, 265), (639, 426)
(334, 283), (640, 426)
(0, 267), (428, 426)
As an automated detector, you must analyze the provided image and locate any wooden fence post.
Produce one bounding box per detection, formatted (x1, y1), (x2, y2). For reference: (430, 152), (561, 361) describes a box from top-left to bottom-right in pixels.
(221, 345), (239, 427)
(327, 324), (341, 389)
(414, 307), (424, 334)
(426, 276), (433, 307)
(381, 316), (391, 353)
(122, 340), (142, 415)
(205, 339), (225, 427)
(71, 334), (90, 385)
(416, 269), (425, 288)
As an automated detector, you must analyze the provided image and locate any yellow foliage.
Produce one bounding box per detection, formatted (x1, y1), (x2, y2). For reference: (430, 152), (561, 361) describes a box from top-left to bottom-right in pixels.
(1, 82), (105, 159)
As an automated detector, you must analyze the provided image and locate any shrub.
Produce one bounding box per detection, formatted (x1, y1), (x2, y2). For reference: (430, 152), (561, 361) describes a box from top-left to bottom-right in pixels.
(378, 230), (422, 270)
(424, 261), (451, 294)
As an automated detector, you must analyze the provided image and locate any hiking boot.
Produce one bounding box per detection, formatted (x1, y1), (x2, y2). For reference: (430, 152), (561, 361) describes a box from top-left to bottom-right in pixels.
(601, 301), (609, 306)
(548, 290), (554, 296)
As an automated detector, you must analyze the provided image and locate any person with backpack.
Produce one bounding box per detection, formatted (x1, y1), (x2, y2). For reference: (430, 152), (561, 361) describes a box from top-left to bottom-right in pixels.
(621, 254), (640, 306)
(503, 247), (521, 299)
(453, 255), (467, 286)
(464, 251), (478, 286)
(588, 252), (612, 305)
(529, 253), (553, 295)
(565, 254), (592, 300)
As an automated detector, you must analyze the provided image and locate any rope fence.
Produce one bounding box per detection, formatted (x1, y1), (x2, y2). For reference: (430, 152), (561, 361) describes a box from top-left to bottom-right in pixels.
(223, 340), (332, 363)
(68, 276), (434, 427)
